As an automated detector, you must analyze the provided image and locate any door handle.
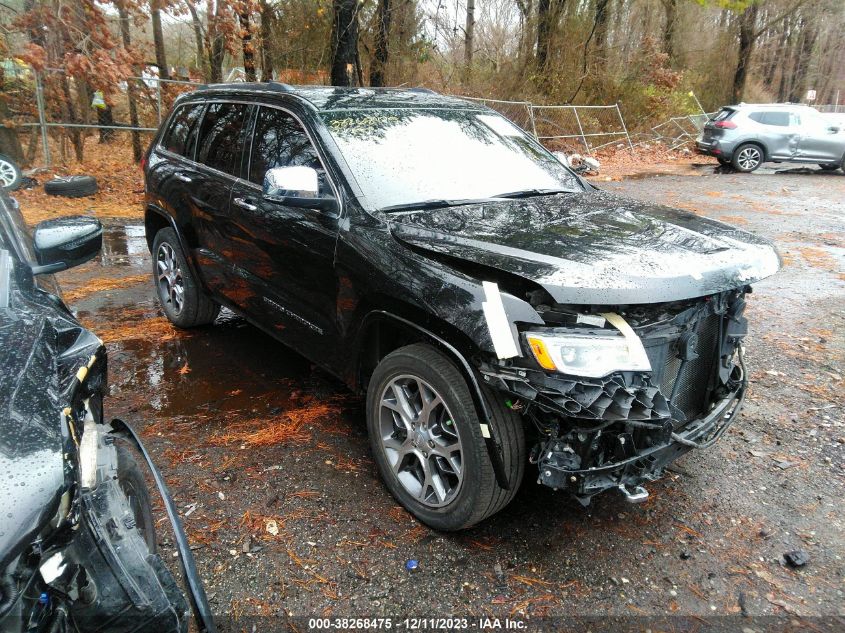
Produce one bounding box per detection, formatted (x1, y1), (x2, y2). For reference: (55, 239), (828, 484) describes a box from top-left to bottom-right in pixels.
(233, 197), (258, 211)
(175, 174), (193, 183)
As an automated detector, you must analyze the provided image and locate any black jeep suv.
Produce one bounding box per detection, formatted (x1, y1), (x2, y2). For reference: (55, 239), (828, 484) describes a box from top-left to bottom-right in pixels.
(143, 84), (779, 530)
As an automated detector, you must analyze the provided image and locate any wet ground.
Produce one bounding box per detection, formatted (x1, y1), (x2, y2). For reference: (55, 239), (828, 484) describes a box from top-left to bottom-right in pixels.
(49, 163), (844, 627)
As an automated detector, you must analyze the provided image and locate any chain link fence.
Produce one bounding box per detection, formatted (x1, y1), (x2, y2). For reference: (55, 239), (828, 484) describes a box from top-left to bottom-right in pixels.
(5, 67), (723, 168)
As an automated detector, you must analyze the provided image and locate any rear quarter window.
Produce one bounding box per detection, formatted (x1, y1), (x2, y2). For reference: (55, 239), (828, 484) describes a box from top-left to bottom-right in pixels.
(161, 103), (204, 157)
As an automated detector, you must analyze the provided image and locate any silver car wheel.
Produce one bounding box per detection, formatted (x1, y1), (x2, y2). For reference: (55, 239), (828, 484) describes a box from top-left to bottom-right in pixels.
(737, 146), (761, 170)
(378, 375), (463, 508)
(156, 242), (184, 314)
(0, 158), (16, 188)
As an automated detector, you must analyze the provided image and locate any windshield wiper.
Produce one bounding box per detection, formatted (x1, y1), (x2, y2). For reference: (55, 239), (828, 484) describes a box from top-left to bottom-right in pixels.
(379, 198), (495, 213)
(492, 187), (576, 199)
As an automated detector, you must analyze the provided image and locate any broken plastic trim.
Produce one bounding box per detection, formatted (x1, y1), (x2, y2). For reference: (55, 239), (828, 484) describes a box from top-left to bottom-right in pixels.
(110, 419), (216, 633)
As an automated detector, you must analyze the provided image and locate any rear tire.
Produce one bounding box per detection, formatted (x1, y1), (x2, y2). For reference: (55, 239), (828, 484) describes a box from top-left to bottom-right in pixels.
(732, 143), (764, 172)
(44, 175), (98, 197)
(716, 157), (731, 167)
(366, 343), (525, 530)
(0, 153), (22, 191)
(152, 227), (219, 328)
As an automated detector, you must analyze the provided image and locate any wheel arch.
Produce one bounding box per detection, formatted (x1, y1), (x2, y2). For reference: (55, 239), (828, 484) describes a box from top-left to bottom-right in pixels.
(145, 205), (206, 289)
(353, 309), (511, 490)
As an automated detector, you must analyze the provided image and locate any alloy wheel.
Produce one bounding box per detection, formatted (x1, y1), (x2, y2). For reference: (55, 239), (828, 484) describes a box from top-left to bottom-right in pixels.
(0, 158), (16, 187)
(378, 375), (463, 508)
(156, 242), (184, 314)
(737, 147), (761, 171)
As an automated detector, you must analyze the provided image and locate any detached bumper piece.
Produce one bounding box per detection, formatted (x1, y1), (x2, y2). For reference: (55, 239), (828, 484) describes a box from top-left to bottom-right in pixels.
(52, 426), (189, 633)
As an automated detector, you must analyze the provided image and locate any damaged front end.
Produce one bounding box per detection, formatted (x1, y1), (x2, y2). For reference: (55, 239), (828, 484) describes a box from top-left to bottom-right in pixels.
(481, 288), (750, 504)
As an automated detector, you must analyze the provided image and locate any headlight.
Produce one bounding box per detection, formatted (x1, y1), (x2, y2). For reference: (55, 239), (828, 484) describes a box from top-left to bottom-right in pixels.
(525, 332), (652, 378)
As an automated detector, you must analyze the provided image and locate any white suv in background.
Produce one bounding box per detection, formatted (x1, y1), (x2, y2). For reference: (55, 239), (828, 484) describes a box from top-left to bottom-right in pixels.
(696, 103), (845, 172)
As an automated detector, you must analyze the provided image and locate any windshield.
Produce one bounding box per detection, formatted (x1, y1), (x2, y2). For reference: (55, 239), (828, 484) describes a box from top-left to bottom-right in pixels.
(321, 108), (581, 211)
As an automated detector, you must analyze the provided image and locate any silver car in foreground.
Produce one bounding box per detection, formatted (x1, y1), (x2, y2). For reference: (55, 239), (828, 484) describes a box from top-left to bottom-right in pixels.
(696, 103), (845, 172)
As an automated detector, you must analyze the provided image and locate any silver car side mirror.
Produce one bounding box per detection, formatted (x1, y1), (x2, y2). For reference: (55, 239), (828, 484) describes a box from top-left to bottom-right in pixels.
(263, 166), (319, 199)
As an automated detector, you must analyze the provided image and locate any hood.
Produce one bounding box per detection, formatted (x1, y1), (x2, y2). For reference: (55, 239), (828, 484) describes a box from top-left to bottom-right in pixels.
(389, 190), (780, 305)
(0, 277), (66, 569)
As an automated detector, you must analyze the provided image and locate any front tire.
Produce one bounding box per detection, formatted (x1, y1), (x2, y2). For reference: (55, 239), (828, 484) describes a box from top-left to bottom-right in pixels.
(819, 163), (840, 172)
(152, 227), (219, 328)
(366, 343), (525, 530)
(732, 143), (764, 172)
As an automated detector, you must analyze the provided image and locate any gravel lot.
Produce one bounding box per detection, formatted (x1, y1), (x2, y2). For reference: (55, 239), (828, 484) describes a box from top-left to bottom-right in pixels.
(45, 162), (844, 629)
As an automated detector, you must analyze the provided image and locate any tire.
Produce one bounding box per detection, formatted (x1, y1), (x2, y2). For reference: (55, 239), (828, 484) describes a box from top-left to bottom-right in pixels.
(0, 153), (22, 191)
(716, 157), (731, 167)
(366, 343), (525, 530)
(151, 227), (219, 327)
(115, 445), (157, 553)
(44, 175), (98, 197)
(731, 143), (764, 172)
(818, 163), (840, 171)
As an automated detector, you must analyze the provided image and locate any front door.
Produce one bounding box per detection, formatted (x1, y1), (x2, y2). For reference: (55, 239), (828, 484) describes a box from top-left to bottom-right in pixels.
(798, 111), (845, 162)
(228, 105), (342, 362)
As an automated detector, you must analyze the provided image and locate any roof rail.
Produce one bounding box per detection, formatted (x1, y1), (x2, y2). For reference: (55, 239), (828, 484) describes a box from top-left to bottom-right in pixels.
(197, 81), (294, 93)
(407, 87), (437, 95)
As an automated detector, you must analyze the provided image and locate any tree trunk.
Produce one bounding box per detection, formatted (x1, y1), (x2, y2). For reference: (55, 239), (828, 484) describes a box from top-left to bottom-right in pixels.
(536, 0), (552, 70)
(464, 0), (475, 73)
(117, 0), (142, 161)
(330, 0), (360, 86)
(788, 16), (817, 103)
(662, 0), (677, 65)
(97, 105), (115, 143)
(206, 3), (226, 84)
(731, 4), (759, 103)
(369, 0), (392, 86)
(151, 1), (170, 79)
(536, 0), (564, 71)
(239, 9), (257, 82)
(259, 0), (274, 81)
(594, 0), (611, 65)
(186, 1), (208, 80)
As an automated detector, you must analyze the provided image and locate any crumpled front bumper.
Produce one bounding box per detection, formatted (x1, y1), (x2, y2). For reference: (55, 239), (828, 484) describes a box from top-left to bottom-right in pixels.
(534, 382), (746, 503)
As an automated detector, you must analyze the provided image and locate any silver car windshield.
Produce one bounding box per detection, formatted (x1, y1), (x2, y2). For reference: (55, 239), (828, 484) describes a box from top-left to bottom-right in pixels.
(321, 108), (581, 211)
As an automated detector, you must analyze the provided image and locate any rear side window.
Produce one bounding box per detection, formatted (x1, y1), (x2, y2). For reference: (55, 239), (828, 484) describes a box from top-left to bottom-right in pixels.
(196, 103), (249, 176)
(763, 112), (789, 126)
(247, 107), (325, 189)
(161, 104), (204, 156)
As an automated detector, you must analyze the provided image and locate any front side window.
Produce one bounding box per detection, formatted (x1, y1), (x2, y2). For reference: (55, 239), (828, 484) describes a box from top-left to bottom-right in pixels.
(196, 103), (248, 176)
(162, 103), (204, 156)
(321, 108), (580, 210)
(248, 107), (325, 191)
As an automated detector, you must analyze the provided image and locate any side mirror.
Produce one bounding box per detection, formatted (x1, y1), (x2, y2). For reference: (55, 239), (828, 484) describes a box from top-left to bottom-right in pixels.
(32, 216), (102, 274)
(262, 166), (338, 214)
(828, 126), (840, 133)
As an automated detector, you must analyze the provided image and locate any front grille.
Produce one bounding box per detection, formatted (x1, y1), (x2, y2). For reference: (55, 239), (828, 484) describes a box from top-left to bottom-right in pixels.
(660, 314), (722, 421)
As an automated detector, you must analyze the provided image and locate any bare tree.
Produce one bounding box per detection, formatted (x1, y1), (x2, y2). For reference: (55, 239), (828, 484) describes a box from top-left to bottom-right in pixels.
(370, 0), (392, 86)
(331, 0), (360, 86)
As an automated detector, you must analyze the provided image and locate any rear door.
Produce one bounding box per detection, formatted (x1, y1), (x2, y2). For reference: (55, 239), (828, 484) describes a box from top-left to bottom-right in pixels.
(797, 111), (845, 162)
(751, 110), (799, 159)
(188, 101), (252, 302)
(228, 104), (342, 360)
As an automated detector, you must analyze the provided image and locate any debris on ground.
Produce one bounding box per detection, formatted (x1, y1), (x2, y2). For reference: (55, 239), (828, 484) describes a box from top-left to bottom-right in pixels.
(783, 549), (810, 568)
